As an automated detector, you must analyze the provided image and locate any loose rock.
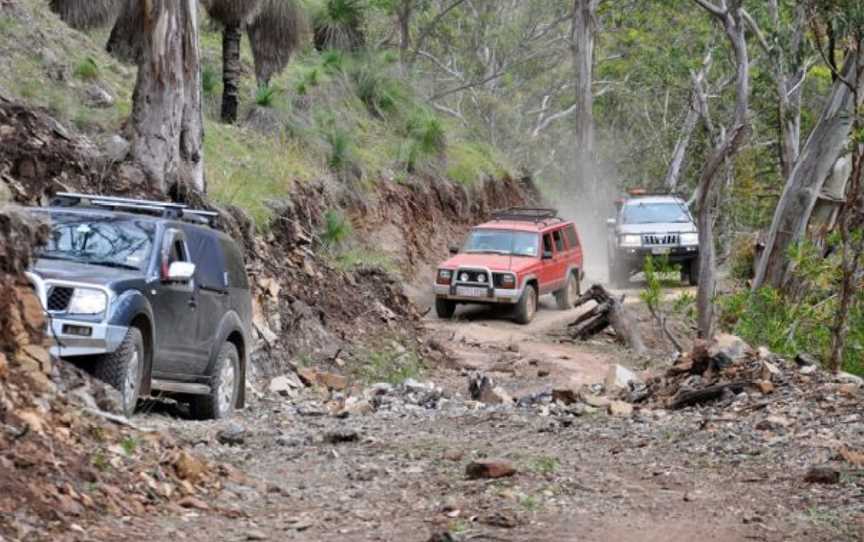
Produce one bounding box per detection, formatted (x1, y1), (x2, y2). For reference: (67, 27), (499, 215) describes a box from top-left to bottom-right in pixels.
(465, 459), (517, 479)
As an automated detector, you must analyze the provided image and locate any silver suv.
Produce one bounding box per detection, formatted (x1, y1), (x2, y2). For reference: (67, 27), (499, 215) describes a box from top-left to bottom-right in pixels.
(606, 193), (699, 287)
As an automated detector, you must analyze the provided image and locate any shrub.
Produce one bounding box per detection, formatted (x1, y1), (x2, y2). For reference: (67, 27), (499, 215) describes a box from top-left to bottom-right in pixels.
(202, 64), (219, 96)
(357, 346), (424, 384)
(406, 108), (446, 156)
(73, 57), (99, 80)
(324, 126), (354, 172)
(255, 85), (277, 107)
(295, 68), (320, 95)
(322, 208), (351, 247)
(348, 58), (407, 117)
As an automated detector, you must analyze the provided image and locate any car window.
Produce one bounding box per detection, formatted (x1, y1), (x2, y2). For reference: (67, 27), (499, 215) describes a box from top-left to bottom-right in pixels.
(542, 233), (553, 255)
(565, 224), (580, 249)
(183, 226), (228, 290)
(552, 229), (565, 252)
(622, 202), (691, 224)
(463, 229), (539, 257)
(220, 238), (249, 289)
(37, 211), (155, 270)
(170, 237), (188, 264)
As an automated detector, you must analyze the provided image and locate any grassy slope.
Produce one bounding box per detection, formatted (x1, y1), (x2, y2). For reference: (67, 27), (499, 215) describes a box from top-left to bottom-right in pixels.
(0, 0), (511, 227)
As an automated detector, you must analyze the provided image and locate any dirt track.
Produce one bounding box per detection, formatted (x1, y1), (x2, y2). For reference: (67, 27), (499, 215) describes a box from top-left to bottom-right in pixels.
(79, 281), (863, 542)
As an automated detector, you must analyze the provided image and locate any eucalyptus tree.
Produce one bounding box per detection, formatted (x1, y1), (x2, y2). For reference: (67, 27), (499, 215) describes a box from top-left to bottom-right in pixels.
(49, 0), (204, 193)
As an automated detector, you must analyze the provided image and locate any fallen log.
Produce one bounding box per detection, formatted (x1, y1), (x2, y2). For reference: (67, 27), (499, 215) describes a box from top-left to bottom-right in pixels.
(569, 284), (647, 354)
(668, 381), (747, 410)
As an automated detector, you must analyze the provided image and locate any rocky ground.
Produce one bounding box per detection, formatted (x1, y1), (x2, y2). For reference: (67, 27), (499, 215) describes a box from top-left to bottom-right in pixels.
(79, 295), (864, 542)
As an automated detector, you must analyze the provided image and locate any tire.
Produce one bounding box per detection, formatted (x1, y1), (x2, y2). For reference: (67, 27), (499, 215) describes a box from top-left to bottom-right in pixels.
(513, 284), (538, 324)
(93, 327), (145, 418)
(554, 272), (580, 310)
(435, 298), (456, 319)
(687, 259), (699, 286)
(192, 342), (240, 420)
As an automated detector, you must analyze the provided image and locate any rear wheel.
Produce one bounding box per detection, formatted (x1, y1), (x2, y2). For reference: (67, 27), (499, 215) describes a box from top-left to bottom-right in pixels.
(555, 272), (580, 310)
(435, 298), (456, 319)
(686, 259), (699, 286)
(192, 342), (240, 420)
(513, 284), (538, 324)
(93, 327), (144, 418)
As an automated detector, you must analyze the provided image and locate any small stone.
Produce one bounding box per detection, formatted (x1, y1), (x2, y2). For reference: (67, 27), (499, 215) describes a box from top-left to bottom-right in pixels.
(443, 449), (464, 462)
(246, 530), (269, 541)
(837, 372), (864, 386)
(804, 466), (840, 484)
(552, 388), (579, 405)
(174, 451), (207, 482)
(465, 459), (517, 479)
(84, 85), (115, 108)
(340, 397), (374, 416)
(757, 380), (774, 394)
(708, 334), (749, 369)
(317, 372), (348, 391)
(217, 424), (247, 446)
(0, 352), (7, 377)
(296, 367), (318, 386)
(324, 429), (360, 444)
(102, 134), (130, 162)
(755, 415), (791, 431)
(269, 375), (301, 397)
(795, 353), (819, 367)
(838, 383), (860, 398)
(608, 401), (633, 417)
(604, 364), (641, 391)
(537, 369), (550, 378)
(580, 393), (611, 408)
(799, 365), (817, 375)
(178, 496), (210, 510)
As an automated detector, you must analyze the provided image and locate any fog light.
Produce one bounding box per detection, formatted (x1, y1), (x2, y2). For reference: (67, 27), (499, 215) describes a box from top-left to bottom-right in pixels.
(62, 324), (92, 337)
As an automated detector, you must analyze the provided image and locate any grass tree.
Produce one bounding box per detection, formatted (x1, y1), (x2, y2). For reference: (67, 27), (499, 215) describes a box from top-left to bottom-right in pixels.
(312, 0), (366, 51)
(203, 0), (306, 123)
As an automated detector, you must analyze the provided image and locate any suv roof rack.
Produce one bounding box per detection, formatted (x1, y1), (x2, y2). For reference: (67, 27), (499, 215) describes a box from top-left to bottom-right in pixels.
(50, 192), (220, 228)
(491, 207), (562, 224)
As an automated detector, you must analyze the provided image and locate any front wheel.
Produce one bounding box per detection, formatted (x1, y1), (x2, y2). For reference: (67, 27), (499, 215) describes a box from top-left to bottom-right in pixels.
(93, 327), (144, 418)
(192, 342), (240, 420)
(555, 272), (580, 310)
(513, 284), (538, 324)
(435, 298), (456, 319)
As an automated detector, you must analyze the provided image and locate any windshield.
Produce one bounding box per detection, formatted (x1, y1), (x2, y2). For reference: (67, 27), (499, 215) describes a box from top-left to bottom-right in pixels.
(622, 202), (691, 224)
(37, 212), (156, 270)
(463, 229), (539, 257)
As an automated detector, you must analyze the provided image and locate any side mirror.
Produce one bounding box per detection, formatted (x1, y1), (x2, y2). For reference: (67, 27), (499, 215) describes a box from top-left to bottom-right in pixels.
(448, 245), (459, 255)
(166, 261), (196, 282)
(542, 250), (553, 260)
(606, 218), (616, 227)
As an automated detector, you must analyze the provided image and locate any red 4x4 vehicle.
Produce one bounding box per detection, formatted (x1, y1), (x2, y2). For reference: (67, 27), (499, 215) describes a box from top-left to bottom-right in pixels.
(433, 208), (584, 324)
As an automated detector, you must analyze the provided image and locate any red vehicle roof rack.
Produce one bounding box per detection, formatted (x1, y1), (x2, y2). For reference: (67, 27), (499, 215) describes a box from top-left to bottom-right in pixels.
(491, 207), (561, 224)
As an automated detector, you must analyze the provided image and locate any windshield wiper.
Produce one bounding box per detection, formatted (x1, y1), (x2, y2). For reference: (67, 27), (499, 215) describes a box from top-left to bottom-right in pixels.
(86, 260), (139, 270)
(466, 250), (509, 255)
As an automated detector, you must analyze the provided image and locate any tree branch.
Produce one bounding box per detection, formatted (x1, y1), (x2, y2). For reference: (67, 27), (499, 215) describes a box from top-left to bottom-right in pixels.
(692, 0), (725, 18)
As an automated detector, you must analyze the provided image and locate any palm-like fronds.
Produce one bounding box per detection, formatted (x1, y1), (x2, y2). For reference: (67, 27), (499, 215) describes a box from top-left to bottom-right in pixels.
(247, 0), (309, 87)
(105, 0), (146, 64)
(48, 0), (122, 30)
(312, 0), (365, 51)
(201, 0), (260, 26)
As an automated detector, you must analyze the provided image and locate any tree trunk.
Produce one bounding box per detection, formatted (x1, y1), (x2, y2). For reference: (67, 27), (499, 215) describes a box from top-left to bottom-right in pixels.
(753, 47), (863, 291)
(665, 52), (713, 192)
(397, 0), (412, 65)
(693, 0), (751, 339)
(221, 22), (242, 123)
(129, 0), (204, 193)
(570, 0), (598, 194)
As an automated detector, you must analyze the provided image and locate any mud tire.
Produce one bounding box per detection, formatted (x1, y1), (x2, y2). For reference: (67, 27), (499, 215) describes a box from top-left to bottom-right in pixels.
(93, 327), (144, 418)
(192, 342), (240, 420)
(513, 284), (538, 325)
(554, 272), (580, 310)
(435, 298), (456, 319)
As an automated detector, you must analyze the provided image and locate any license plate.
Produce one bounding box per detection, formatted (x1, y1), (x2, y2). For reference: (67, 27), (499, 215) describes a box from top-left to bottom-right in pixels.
(456, 286), (487, 298)
(651, 247), (671, 255)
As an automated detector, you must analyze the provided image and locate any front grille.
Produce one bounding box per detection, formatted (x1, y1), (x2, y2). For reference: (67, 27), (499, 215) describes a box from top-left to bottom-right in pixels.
(47, 286), (74, 311)
(455, 269), (490, 284)
(642, 233), (680, 246)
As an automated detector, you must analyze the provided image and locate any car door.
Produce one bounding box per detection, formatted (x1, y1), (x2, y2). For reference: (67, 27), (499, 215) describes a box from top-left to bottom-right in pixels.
(182, 227), (230, 375)
(564, 224), (583, 271)
(151, 228), (201, 377)
(550, 227), (570, 289)
(539, 232), (558, 294)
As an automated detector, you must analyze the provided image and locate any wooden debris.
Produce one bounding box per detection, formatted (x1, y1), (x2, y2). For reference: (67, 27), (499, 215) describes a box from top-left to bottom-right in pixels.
(569, 284), (646, 354)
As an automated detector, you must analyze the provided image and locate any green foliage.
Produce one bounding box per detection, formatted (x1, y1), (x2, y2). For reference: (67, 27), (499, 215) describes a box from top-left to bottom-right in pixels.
(324, 125), (355, 171)
(202, 64), (219, 96)
(255, 85), (277, 107)
(348, 56), (407, 117)
(719, 241), (864, 376)
(639, 255), (680, 313)
(357, 345), (424, 384)
(406, 108), (446, 156)
(322, 208), (351, 247)
(332, 247), (396, 273)
(527, 456), (560, 474)
(295, 67), (320, 95)
(73, 57), (99, 80)
(120, 436), (138, 456)
(446, 142), (507, 185)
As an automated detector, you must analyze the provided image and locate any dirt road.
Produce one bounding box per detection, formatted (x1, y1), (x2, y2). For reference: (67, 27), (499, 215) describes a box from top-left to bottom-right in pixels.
(84, 288), (860, 542)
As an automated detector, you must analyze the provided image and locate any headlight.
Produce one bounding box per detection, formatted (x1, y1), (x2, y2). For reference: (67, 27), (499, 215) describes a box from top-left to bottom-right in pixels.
(460, 273), (469, 282)
(67, 288), (108, 315)
(437, 269), (452, 285)
(680, 233), (699, 246)
(619, 235), (642, 248)
(499, 274), (516, 288)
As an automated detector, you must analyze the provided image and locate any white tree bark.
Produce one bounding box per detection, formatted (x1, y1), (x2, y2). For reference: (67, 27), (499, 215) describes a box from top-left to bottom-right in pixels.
(665, 51), (713, 192)
(753, 46), (863, 290)
(692, 0), (751, 339)
(129, 0), (204, 194)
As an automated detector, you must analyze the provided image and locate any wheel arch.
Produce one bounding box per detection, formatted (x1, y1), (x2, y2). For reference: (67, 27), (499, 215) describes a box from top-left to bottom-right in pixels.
(207, 311), (248, 409)
(109, 290), (155, 396)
